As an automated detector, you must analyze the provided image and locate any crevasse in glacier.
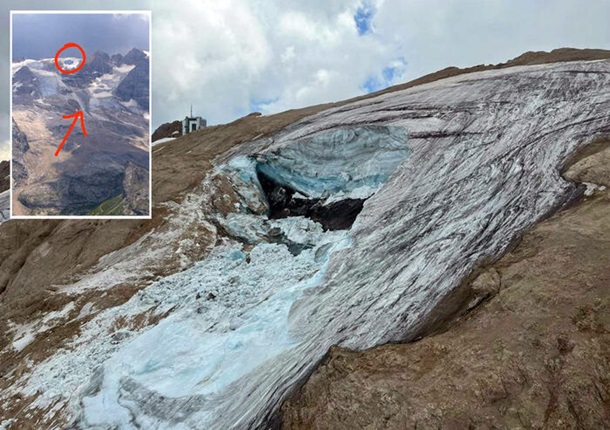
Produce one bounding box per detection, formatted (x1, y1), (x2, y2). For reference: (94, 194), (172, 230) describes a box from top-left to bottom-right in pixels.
(215, 125), (412, 236)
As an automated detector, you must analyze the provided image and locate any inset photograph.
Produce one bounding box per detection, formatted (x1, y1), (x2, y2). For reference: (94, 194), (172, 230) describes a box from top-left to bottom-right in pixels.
(10, 11), (151, 218)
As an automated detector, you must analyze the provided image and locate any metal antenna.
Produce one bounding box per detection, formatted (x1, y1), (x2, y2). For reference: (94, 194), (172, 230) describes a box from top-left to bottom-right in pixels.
(190, 104), (193, 118)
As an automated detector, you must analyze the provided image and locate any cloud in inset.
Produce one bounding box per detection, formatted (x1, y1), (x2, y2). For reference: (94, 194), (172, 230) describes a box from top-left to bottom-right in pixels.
(12, 12), (150, 60)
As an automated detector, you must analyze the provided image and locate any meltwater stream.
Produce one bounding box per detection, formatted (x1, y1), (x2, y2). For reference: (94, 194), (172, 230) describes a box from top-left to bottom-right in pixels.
(14, 60), (610, 429)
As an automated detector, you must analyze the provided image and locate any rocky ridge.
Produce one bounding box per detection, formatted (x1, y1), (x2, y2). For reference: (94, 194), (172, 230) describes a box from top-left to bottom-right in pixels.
(152, 120), (182, 142)
(0, 161), (8, 192)
(0, 161), (8, 223)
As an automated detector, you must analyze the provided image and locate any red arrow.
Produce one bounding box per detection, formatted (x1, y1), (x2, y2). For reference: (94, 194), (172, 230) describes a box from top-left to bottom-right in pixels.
(55, 110), (87, 157)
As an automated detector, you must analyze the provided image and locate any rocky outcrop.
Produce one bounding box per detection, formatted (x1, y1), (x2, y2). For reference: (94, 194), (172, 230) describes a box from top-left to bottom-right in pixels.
(152, 120), (182, 142)
(122, 162), (149, 215)
(12, 66), (41, 100)
(111, 53), (124, 66)
(122, 48), (148, 66)
(1, 153), (11, 223)
(115, 48), (150, 110)
(11, 120), (28, 190)
(62, 51), (114, 88)
(281, 142), (610, 429)
(0, 191), (9, 223)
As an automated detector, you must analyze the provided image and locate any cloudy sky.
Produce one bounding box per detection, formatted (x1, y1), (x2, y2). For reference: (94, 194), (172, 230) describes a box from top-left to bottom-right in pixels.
(12, 13), (149, 59)
(1, 0), (610, 161)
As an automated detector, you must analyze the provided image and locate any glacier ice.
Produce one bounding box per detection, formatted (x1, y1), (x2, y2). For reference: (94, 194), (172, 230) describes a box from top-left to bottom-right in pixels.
(18, 219), (350, 429)
(255, 125), (411, 200)
(214, 125), (412, 233)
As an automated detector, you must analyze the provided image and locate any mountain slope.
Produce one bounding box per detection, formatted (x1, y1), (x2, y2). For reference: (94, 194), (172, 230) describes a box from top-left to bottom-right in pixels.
(0, 49), (609, 429)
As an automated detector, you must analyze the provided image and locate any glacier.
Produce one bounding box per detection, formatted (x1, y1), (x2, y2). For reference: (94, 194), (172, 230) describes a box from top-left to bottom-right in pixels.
(8, 59), (610, 429)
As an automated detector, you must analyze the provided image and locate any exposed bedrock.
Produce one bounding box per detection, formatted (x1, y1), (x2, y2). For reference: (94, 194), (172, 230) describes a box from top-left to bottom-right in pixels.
(152, 120), (182, 142)
(0, 161), (8, 193)
(123, 162), (150, 215)
(0, 191), (9, 223)
(62, 51), (114, 88)
(18, 157), (125, 214)
(11, 120), (29, 189)
(259, 165), (365, 231)
(12, 66), (42, 101)
(115, 49), (150, 110)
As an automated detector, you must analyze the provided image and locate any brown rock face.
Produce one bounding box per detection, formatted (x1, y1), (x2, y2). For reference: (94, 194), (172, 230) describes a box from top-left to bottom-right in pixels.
(281, 142), (610, 430)
(152, 120), (182, 142)
(122, 162), (150, 215)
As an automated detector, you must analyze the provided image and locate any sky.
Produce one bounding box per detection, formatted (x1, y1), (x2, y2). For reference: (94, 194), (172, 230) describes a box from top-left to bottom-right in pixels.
(1, 0), (610, 161)
(12, 13), (149, 59)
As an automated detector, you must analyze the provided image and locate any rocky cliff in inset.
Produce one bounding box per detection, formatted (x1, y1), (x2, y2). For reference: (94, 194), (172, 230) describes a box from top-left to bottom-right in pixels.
(115, 48), (150, 111)
(0, 161), (8, 223)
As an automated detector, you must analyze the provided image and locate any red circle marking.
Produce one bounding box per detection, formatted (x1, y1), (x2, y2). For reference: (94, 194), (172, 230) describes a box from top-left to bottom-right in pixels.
(54, 43), (86, 75)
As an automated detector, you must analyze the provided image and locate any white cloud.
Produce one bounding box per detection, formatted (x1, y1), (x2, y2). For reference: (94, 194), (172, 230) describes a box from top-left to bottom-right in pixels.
(0, 142), (8, 161)
(2, 0), (610, 139)
(151, 0), (275, 123)
(0, 112), (8, 161)
(150, 0), (407, 125)
(149, 0), (610, 129)
(373, 0), (610, 80)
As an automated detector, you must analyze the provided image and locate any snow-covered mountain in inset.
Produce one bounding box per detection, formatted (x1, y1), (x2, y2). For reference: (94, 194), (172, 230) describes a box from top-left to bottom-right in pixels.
(11, 48), (150, 216)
